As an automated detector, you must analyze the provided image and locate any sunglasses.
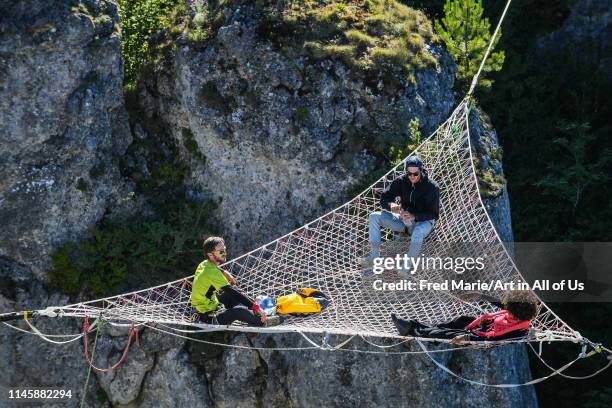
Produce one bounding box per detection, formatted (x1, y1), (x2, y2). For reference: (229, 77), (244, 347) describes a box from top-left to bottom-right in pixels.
(406, 171), (420, 177)
(211, 249), (226, 255)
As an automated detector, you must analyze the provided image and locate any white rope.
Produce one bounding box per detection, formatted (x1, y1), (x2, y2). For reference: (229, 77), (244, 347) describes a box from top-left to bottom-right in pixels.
(2, 321), (84, 341)
(298, 331), (328, 349)
(143, 320), (505, 355)
(0, 319), (96, 345)
(144, 324), (319, 351)
(528, 342), (612, 380)
(359, 335), (411, 349)
(416, 338), (594, 387)
(467, 0), (513, 95)
(153, 324), (514, 355)
(141, 322), (223, 334)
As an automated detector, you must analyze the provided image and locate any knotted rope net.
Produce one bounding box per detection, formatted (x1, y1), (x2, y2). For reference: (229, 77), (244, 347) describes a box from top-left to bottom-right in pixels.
(43, 99), (579, 344)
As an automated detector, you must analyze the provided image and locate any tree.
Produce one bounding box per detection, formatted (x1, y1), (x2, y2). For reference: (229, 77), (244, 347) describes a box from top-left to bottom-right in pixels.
(389, 117), (422, 165)
(535, 121), (612, 237)
(435, 0), (505, 93)
(117, 0), (183, 91)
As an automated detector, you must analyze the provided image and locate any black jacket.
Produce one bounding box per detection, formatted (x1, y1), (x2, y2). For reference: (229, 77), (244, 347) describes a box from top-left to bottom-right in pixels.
(380, 173), (439, 221)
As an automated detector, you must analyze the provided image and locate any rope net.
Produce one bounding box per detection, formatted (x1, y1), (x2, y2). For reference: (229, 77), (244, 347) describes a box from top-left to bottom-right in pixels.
(46, 99), (579, 343)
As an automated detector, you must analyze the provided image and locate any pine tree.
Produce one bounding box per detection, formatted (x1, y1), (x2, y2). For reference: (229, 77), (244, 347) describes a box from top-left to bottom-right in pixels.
(435, 0), (505, 93)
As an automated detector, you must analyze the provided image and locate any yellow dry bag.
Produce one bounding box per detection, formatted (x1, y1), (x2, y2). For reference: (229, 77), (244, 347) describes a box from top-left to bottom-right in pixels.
(276, 288), (329, 315)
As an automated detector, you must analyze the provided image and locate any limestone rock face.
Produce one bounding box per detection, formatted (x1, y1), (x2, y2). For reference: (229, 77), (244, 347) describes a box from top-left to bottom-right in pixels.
(0, 0), (132, 276)
(145, 3), (456, 255)
(468, 106), (513, 244)
(0, 259), (104, 407)
(138, 347), (212, 408)
(0, 1), (541, 407)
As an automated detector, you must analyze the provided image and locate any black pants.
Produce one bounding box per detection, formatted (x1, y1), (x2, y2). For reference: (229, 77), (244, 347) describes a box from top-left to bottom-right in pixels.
(198, 286), (263, 327)
(404, 316), (528, 341)
(408, 316), (477, 340)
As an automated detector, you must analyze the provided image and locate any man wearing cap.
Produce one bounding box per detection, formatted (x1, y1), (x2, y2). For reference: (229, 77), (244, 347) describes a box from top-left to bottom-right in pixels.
(362, 155), (439, 277)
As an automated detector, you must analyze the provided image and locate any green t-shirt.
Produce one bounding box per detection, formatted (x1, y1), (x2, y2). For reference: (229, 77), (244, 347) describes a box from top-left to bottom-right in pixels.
(190, 260), (229, 313)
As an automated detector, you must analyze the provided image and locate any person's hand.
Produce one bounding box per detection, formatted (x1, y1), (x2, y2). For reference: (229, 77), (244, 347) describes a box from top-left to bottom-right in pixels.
(257, 309), (267, 323)
(451, 334), (468, 345)
(400, 211), (415, 222)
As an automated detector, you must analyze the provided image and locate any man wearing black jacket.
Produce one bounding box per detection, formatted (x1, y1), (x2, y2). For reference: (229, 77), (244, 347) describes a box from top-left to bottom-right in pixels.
(362, 156), (439, 277)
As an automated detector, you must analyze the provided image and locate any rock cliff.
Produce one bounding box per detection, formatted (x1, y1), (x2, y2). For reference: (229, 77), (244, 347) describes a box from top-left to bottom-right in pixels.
(141, 0), (457, 254)
(0, 0), (132, 277)
(0, 1), (538, 407)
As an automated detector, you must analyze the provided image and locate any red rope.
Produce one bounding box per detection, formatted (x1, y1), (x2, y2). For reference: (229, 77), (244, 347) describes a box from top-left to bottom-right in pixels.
(82, 317), (139, 372)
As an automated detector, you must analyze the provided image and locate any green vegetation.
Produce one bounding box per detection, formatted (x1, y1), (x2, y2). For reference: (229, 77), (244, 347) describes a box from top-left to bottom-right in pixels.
(181, 127), (206, 163)
(183, 1), (226, 44)
(117, 0), (189, 90)
(435, 0), (504, 92)
(535, 121), (611, 224)
(96, 388), (109, 405)
(475, 1), (611, 406)
(95, 14), (113, 27)
(388, 117), (422, 165)
(294, 106), (309, 124)
(49, 200), (217, 297)
(76, 178), (88, 192)
(89, 162), (106, 179)
(261, 0), (438, 82)
(476, 162), (505, 197)
(116, 0), (233, 90)
(70, 2), (92, 15)
(480, 2), (611, 243)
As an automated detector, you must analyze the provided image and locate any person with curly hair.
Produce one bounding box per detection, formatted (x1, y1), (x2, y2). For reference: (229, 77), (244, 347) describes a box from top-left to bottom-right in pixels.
(391, 290), (539, 344)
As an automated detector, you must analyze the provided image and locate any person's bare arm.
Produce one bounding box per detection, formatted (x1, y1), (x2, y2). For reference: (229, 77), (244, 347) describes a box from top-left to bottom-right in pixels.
(222, 270), (237, 286)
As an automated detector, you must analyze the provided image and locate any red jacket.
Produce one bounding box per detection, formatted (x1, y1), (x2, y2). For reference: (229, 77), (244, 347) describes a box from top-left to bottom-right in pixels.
(464, 310), (531, 339)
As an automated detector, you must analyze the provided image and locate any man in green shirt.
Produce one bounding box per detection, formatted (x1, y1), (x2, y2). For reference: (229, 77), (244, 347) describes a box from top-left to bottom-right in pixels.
(191, 236), (281, 327)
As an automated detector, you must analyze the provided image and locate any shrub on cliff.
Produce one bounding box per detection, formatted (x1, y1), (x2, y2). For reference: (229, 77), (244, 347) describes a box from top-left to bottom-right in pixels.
(259, 0), (439, 82)
(50, 200), (217, 298)
(117, 0), (187, 90)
